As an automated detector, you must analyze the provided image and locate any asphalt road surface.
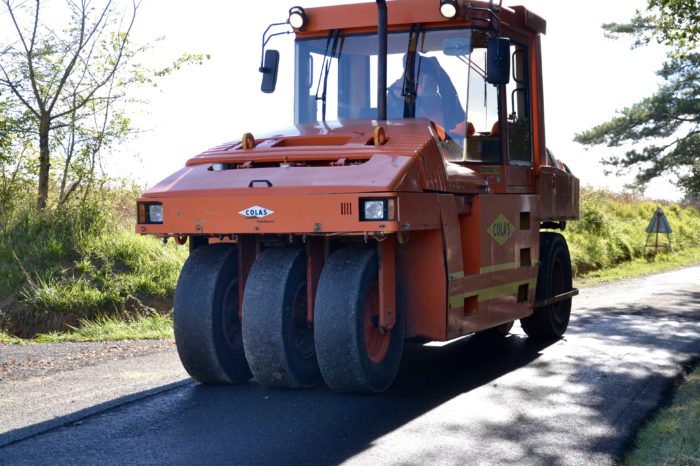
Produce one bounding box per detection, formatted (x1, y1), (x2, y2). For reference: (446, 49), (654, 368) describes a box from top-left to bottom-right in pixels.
(1, 266), (700, 465)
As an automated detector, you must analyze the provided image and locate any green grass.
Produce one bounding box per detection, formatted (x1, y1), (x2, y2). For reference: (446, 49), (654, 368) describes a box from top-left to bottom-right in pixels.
(0, 185), (187, 338)
(564, 189), (700, 278)
(0, 329), (23, 344)
(622, 366), (700, 466)
(575, 247), (700, 287)
(0, 312), (173, 344)
(33, 312), (174, 343)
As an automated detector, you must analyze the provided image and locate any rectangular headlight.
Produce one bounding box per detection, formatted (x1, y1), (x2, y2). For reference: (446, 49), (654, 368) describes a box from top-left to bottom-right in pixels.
(148, 204), (164, 223)
(137, 202), (163, 224)
(363, 200), (385, 220)
(359, 198), (396, 222)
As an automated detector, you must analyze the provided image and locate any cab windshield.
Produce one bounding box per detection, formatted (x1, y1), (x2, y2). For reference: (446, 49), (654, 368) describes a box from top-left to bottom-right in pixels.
(294, 28), (503, 162)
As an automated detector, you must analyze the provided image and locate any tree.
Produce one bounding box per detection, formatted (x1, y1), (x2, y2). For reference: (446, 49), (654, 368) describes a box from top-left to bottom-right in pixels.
(575, 0), (700, 198)
(0, 91), (34, 211)
(0, 0), (141, 209)
(603, 0), (700, 56)
(0, 0), (207, 209)
(52, 70), (132, 206)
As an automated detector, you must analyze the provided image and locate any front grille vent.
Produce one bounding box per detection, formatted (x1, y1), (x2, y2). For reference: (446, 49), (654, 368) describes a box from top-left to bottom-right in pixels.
(340, 202), (352, 216)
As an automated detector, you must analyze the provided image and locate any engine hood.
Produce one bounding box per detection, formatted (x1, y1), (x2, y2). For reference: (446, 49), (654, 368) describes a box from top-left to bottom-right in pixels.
(143, 119), (483, 198)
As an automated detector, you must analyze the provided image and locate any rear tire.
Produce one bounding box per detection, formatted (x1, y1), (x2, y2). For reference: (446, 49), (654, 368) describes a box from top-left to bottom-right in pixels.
(520, 232), (573, 339)
(314, 248), (405, 394)
(174, 244), (252, 384)
(242, 247), (320, 388)
(478, 321), (514, 337)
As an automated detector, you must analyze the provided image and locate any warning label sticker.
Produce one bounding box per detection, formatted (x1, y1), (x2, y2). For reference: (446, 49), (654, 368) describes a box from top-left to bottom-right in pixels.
(487, 214), (515, 245)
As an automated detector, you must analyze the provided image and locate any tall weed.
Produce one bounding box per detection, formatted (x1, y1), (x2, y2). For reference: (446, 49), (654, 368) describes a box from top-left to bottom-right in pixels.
(0, 184), (187, 336)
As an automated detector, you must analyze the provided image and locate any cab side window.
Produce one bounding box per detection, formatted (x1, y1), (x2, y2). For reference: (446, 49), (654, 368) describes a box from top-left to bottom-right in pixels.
(506, 44), (533, 165)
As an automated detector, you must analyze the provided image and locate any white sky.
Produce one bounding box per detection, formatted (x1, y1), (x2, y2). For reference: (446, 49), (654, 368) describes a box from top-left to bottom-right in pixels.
(116, 0), (675, 199)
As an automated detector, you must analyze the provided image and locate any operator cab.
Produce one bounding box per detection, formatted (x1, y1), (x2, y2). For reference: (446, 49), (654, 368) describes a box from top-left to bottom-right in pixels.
(293, 27), (534, 170)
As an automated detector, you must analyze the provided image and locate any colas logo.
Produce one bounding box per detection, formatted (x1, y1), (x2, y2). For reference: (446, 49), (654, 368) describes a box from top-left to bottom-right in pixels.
(487, 214), (515, 246)
(239, 205), (274, 219)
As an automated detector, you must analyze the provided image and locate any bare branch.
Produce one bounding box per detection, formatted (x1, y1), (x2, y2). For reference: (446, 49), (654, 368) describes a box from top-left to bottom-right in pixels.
(59, 179), (81, 205)
(47, 0), (117, 113)
(3, 0), (45, 112)
(52, 1), (138, 120)
(0, 65), (39, 117)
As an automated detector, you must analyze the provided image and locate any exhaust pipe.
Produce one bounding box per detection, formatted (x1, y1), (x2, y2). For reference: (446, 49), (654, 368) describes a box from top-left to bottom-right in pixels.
(377, 0), (387, 121)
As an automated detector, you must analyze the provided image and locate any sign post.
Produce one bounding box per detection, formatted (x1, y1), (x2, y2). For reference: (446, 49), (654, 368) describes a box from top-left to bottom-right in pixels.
(644, 208), (672, 254)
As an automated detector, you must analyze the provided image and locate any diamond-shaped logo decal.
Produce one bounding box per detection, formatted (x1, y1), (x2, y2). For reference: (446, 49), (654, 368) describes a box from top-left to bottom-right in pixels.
(487, 214), (515, 246)
(239, 205), (274, 219)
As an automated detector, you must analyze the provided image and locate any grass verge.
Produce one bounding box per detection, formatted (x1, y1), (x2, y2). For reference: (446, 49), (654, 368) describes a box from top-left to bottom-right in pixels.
(621, 365), (700, 466)
(0, 185), (187, 338)
(565, 188), (700, 278)
(0, 313), (173, 343)
(32, 312), (174, 343)
(574, 247), (700, 287)
(0, 330), (23, 344)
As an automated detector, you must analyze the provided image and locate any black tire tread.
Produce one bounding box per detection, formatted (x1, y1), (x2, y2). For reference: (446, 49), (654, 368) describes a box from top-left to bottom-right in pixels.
(242, 247), (320, 388)
(174, 244), (252, 384)
(520, 232), (573, 339)
(314, 248), (405, 394)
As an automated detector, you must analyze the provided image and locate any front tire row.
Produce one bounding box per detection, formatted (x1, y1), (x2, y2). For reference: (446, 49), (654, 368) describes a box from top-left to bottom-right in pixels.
(174, 245), (403, 394)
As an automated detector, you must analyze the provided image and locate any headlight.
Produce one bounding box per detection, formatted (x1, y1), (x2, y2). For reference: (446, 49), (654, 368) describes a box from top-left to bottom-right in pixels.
(137, 202), (163, 224)
(364, 201), (385, 220)
(149, 204), (164, 223)
(360, 198), (396, 222)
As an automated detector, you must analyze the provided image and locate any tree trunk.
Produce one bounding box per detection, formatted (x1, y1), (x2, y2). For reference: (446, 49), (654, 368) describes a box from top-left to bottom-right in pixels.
(37, 114), (50, 210)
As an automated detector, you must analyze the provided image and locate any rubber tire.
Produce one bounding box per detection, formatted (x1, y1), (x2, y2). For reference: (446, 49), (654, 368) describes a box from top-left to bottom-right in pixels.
(520, 232), (573, 339)
(479, 321), (514, 337)
(174, 244), (252, 384)
(314, 248), (405, 394)
(242, 247), (320, 388)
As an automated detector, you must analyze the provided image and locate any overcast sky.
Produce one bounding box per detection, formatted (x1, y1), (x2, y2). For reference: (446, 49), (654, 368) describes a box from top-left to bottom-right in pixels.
(115, 0), (673, 199)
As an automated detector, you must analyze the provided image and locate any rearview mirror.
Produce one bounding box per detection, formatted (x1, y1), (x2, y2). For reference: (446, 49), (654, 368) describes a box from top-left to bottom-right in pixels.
(260, 49), (280, 94)
(486, 37), (510, 85)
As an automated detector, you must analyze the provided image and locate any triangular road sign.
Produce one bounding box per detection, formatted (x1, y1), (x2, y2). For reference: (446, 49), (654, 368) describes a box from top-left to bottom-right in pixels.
(646, 208), (672, 234)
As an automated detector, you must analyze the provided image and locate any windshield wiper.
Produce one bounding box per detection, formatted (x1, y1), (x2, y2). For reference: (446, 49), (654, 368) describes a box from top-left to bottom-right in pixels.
(314, 29), (342, 122)
(401, 25), (421, 118)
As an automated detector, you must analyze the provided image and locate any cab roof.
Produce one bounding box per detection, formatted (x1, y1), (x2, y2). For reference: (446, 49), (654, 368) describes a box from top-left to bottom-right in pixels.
(296, 0), (546, 37)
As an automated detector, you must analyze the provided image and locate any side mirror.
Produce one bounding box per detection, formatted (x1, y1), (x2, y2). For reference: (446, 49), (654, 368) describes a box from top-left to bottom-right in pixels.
(486, 37), (510, 85)
(260, 49), (280, 94)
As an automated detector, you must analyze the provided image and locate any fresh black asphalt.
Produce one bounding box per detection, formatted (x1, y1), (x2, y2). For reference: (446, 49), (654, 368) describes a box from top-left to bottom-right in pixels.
(1, 266), (699, 465)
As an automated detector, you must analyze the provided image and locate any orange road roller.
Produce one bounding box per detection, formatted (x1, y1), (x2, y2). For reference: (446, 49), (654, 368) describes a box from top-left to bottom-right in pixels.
(136, 0), (579, 393)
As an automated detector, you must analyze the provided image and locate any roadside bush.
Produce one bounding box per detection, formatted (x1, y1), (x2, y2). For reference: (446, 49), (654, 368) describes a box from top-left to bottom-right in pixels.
(0, 183), (187, 337)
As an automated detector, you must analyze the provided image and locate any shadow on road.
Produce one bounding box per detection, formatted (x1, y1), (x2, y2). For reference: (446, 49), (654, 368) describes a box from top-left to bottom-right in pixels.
(0, 335), (555, 464)
(0, 380), (192, 449)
